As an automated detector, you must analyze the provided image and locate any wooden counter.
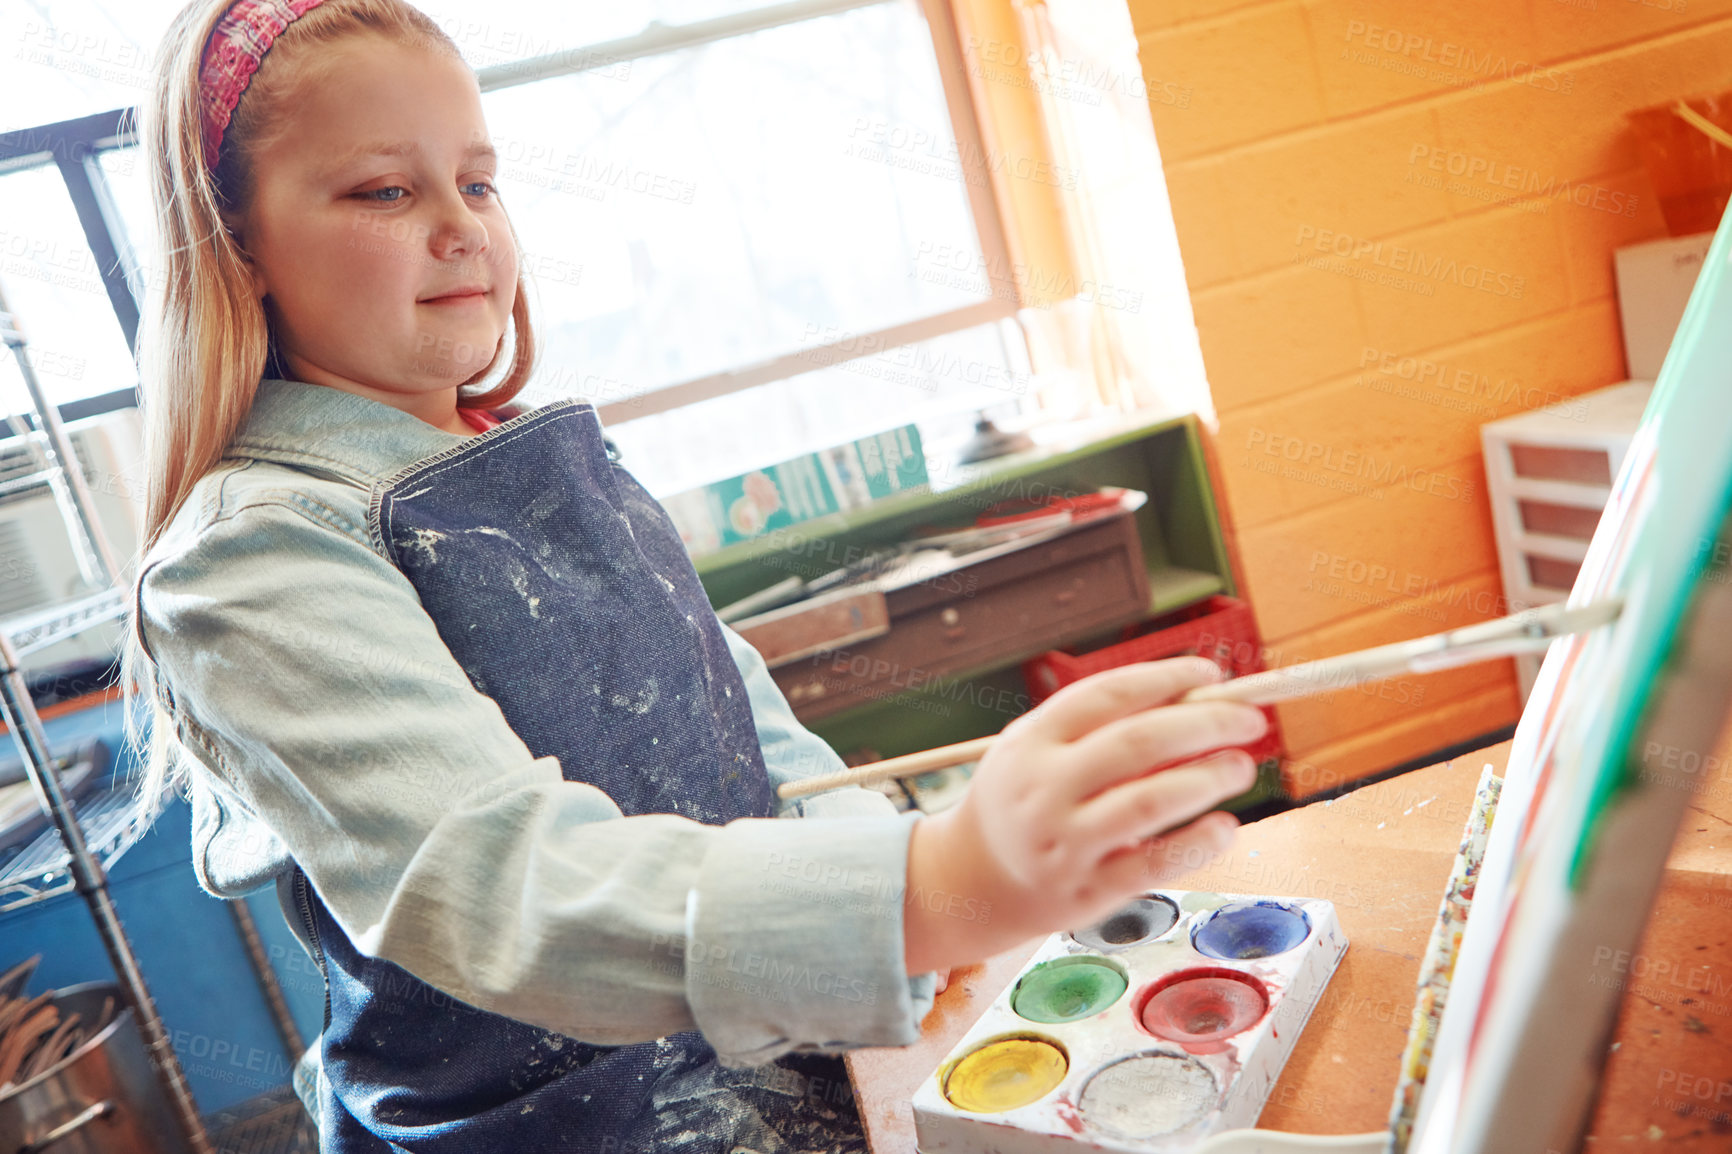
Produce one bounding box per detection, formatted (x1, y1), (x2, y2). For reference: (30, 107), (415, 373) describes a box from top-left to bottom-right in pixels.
(845, 741), (1732, 1150)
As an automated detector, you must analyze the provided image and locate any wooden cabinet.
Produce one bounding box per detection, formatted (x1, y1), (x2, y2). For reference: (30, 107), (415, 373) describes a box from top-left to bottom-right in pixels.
(771, 512), (1150, 721)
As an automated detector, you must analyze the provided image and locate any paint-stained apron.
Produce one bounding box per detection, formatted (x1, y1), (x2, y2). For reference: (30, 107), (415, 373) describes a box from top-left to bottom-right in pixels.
(286, 401), (862, 1153)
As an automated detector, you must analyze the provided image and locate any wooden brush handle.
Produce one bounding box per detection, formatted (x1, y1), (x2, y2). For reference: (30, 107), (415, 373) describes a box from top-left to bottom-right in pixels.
(777, 736), (995, 801)
(773, 678), (1238, 800)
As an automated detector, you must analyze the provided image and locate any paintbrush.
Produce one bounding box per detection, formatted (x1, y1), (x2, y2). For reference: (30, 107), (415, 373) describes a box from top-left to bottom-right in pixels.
(775, 598), (1623, 801)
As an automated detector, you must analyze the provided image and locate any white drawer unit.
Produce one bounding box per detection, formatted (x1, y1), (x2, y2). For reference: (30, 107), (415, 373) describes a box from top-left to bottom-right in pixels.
(1480, 380), (1651, 699)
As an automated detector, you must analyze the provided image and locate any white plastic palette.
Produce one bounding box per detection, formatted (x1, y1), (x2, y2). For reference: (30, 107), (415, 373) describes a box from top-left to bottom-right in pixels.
(912, 890), (1348, 1153)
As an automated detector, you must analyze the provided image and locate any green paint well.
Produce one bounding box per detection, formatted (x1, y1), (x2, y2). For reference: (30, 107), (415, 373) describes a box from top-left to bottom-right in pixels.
(1012, 959), (1128, 1023)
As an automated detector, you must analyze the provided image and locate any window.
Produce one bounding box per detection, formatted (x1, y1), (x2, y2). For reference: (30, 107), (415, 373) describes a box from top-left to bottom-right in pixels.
(481, 3), (995, 394)
(0, 161), (139, 415)
(0, 2), (170, 416)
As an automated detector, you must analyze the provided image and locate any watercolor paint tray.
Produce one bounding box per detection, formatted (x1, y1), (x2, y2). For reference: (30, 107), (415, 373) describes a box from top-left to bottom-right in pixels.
(912, 890), (1347, 1153)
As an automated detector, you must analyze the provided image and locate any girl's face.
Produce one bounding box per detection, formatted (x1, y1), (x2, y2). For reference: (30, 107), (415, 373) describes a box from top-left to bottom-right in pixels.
(237, 36), (516, 430)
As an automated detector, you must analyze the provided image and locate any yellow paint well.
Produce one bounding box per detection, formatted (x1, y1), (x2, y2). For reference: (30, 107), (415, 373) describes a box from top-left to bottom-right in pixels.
(944, 1037), (1068, 1113)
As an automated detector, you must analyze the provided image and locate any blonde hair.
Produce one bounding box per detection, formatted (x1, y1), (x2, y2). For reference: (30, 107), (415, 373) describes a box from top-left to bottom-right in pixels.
(123, 0), (536, 803)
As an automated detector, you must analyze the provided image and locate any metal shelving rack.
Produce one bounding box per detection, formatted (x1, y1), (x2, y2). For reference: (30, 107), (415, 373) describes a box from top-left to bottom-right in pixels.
(0, 768), (157, 913)
(0, 279), (212, 1152)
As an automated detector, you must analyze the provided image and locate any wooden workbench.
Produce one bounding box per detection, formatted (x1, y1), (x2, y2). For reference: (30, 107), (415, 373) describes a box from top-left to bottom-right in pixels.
(845, 742), (1732, 1150)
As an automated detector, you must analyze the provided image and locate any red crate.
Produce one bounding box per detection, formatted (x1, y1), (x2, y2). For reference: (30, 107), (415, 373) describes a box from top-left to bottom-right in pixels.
(1021, 596), (1284, 765)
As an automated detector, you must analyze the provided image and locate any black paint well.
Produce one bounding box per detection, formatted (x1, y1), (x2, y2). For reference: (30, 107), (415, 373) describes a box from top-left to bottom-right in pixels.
(1070, 894), (1181, 951)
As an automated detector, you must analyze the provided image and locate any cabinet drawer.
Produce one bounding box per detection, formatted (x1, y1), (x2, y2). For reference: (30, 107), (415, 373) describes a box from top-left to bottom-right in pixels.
(773, 513), (1149, 720)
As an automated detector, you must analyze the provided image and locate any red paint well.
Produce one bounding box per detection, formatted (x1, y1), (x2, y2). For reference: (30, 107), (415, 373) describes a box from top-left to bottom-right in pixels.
(1134, 967), (1270, 1055)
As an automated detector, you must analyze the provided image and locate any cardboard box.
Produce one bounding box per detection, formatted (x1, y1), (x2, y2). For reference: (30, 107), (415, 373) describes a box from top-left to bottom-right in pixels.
(662, 425), (926, 556)
(1615, 231), (1713, 380)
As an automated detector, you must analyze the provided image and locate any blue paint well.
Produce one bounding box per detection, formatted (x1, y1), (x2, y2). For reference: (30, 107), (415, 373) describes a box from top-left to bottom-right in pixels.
(1192, 901), (1310, 960)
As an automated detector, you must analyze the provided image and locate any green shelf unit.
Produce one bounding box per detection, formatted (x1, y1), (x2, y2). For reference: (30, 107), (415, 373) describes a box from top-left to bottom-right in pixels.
(694, 412), (1234, 614)
(689, 411), (1267, 801)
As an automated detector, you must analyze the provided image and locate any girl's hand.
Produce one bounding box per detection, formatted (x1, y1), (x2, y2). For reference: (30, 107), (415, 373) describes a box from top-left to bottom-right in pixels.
(903, 657), (1264, 975)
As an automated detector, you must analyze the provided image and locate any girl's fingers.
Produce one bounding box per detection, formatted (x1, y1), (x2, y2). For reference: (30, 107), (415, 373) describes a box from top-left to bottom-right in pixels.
(1070, 750), (1256, 851)
(1023, 657), (1227, 744)
(1064, 700), (1268, 801)
(1092, 810), (1240, 895)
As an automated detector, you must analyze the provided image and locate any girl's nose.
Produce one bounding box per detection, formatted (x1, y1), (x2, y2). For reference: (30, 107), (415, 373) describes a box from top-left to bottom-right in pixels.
(428, 196), (489, 261)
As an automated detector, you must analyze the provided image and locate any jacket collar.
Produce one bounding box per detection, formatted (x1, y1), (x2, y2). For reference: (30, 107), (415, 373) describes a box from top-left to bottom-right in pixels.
(224, 378), (476, 486)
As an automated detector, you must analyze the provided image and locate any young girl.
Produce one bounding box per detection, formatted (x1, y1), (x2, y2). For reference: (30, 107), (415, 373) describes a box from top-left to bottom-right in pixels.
(123, 1), (1267, 1150)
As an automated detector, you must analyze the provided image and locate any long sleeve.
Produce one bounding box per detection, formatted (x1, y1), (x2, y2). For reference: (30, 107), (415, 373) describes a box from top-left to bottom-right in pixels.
(138, 495), (933, 1065)
(717, 623), (905, 822)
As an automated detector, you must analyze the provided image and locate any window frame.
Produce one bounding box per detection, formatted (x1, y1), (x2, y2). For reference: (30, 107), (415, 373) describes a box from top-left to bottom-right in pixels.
(0, 107), (141, 423)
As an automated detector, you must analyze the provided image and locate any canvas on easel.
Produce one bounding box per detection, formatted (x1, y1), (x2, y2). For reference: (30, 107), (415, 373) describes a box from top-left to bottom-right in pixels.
(1193, 200), (1732, 1154)
(1401, 197), (1732, 1152)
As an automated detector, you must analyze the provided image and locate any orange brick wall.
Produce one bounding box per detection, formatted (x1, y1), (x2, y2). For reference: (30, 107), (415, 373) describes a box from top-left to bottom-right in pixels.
(1124, 0), (1732, 794)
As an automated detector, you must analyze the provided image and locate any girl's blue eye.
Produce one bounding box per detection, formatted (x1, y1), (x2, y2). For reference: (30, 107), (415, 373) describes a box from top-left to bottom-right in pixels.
(355, 182), (493, 202)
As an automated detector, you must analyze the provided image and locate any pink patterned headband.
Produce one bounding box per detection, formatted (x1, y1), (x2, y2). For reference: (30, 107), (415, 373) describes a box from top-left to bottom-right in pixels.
(198, 0), (326, 168)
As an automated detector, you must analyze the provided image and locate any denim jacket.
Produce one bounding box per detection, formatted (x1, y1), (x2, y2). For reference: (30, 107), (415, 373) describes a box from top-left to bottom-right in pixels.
(134, 378), (937, 1070)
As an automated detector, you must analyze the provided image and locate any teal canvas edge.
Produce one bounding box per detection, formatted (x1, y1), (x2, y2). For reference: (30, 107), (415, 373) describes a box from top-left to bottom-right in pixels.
(1566, 206), (1732, 889)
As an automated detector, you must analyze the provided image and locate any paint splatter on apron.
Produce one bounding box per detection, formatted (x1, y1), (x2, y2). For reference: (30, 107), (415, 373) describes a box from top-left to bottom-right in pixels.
(287, 401), (867, 1153)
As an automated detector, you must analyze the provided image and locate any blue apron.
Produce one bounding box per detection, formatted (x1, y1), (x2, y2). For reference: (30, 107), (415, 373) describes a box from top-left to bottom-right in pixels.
(284, 401), (859, 1153)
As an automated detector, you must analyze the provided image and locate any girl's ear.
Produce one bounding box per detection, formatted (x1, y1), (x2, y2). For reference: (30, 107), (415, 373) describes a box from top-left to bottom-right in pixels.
(245, 255), (268, 302)
(223, 214), (269, 301)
